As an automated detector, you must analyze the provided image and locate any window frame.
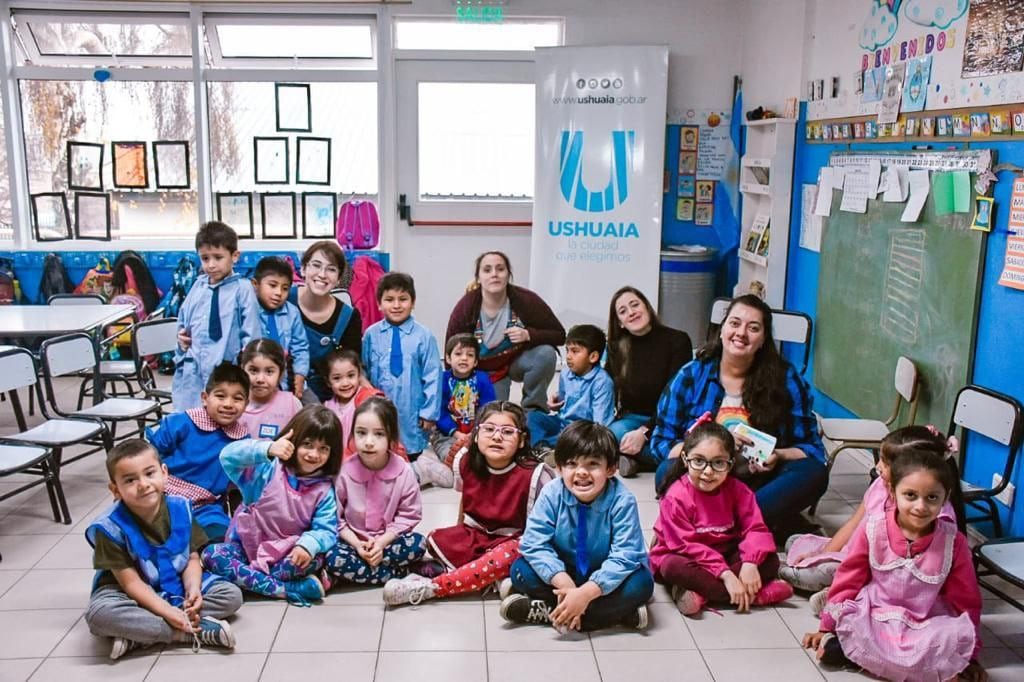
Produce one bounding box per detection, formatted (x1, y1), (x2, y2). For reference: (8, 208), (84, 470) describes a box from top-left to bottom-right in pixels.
(392, 15), (564, 52)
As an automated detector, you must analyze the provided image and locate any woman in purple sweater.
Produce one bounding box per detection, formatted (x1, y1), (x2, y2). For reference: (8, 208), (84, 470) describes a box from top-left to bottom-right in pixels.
(445, 251), (565, 413)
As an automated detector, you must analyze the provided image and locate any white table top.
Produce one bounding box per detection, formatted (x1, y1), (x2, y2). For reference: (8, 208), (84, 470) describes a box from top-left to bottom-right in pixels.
(0, 304), (136, 337)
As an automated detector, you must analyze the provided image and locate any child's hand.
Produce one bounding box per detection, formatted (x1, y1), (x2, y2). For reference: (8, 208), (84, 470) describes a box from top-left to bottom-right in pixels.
(547, 394), (565, 411)
(287, 545), (312, 569)
(960, 660), (987, 682)
(183, 591), (203, 627)
(551, 586), (592, 629)
(355, 540), (376, 565)
(163, 605), (194, 633)
(269, 430), (295, 460)
(802, 631), (826, 657)
(721, 570), (751, 612)
(748, 450), (779, 473)
(177, 329), (192, 351)
(293, 375), (305, 400)
(505, 327), (530, 344)
(738, 562), (762, 600)
(419, 418), (435, 432)
(366, 538), (386, 567)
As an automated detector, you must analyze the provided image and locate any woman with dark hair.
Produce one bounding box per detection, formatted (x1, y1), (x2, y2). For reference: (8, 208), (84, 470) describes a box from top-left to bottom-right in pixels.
(445, 251), (565, 413)
(650, 294), (827, 531)
(289, 240), (363, 404)
(605, 286), (692, 477)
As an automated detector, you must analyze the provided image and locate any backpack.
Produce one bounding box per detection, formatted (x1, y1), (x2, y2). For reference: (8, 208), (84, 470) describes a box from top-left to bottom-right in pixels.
(37, 253), (73, 303)
(349, 255), (385, 333)
(0, 256), (17, 305)
(336, 200), (380, 251)
(155, 256), (199, 374)
(112, 251), (161, 314)
(74, 257), (114, 300)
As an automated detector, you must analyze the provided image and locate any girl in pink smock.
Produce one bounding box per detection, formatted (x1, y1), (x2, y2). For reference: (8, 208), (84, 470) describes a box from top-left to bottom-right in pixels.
(803, 432), (984, 682)
(650, 420), (793, 616)
(239, 339), (302, 441)
(201, 406), (341, 606)
(323, 397), (425, 586)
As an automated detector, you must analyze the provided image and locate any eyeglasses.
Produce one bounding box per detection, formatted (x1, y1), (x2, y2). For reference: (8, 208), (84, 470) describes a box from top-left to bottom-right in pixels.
(305, 260), (340, 277)
(478, 424), (521, 439)
(685, 457), (733, 473)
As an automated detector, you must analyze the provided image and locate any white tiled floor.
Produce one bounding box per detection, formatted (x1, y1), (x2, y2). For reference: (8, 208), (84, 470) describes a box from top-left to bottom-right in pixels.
(1, 378), (1023, 681)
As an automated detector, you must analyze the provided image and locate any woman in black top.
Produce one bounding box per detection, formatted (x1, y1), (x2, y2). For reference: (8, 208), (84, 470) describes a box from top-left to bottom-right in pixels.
(605, 286), (692, 477)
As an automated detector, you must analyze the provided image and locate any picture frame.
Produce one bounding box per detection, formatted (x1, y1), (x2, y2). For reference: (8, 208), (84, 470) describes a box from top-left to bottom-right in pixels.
(260, 192), (297, 239)
(972, 196), (994, 232)
(30, 192), (71, 242)
(153, 141), (191, 189)
(74, 192), (112, 241)
(302, 192), (338, 238)
(296, 136), (332, 186)
(695, 180), (715, 203)
(111, 141), (149, 189)
(216, 192), (255, 238)
(67, 141), (104, 191)
(254, 137), (290, 185)
(275, 83), (312, 133)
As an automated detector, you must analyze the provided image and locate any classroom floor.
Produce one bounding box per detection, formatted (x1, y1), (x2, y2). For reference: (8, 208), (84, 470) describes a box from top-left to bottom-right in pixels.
(1, 376), (1023, 682)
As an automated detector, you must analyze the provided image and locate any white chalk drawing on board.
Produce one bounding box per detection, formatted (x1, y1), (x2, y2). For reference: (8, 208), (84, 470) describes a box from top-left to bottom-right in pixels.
(881, 229), (925, 344)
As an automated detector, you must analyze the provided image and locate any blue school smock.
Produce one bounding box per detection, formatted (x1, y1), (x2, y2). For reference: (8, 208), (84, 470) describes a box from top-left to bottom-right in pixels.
(288, 287), (359, 401)
(259, 301), (310, 389)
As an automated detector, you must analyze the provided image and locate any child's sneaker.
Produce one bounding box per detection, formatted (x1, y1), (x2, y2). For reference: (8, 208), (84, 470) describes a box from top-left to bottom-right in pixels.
(809, 587), (829, 617)
(498, 577), (515, 600)
(195, 617), (236, 650)
(284, 575), (326, 606)
(383, 573), (437, 606)
(109, 636), (143, 660)
(753, 579), (794, 606)
(621, 604), (650, 630)
(499, 594), (555, 625)
(670, 585), (705, 616)
(618, 455), (640, 478)
(778, 562), (837, 592)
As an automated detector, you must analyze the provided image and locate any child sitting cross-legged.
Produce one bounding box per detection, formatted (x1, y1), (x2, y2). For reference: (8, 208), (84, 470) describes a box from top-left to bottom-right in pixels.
(500, 420), (654, 632)
(85, 439), (242, 660)
(201, 406), (341, 606)
(323, 397), (426, 586)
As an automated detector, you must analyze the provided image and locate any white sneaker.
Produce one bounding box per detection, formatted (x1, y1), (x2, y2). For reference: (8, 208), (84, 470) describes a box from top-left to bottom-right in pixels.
(498, 577), (514, 600)
(109, 637), (143, 660)
(383, 573), (437, 606)
(809, 587), (829, 617)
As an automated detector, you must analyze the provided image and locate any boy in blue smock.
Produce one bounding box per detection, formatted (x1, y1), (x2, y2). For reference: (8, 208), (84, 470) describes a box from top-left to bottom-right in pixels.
(173, 221), (261, 411)
(362, 272), (442, 458)
(501, 420), (653, 632)
(252, 256), (309, 398)
(527, 324), (615, 449)
(147, 363), (251, 541)
(85, 439), (242, 660)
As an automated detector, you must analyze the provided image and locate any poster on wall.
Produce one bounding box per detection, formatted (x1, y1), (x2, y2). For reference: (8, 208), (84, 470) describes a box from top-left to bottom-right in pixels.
(878, 63), (906, 124)
(31, 192), (71, 241)
(302, 192), (338, 238)
(216, 192), (254, 238)
(275, 83), (312, 133)
(530, 45), (668, 326)
(112, 141), (149, 189)
(254, 137), (289, 185)
(74, 192), (111, 241)
(901, 56), (932, 112)
(261, 192), (297, 239)
(999, 235), (1024, 290)
(67, 142), (104, 191)
(962, 0), (1024, 78)
(153, 141), (190, 190)
(670, 110), (732, 182)
(296, 137), (332, 186)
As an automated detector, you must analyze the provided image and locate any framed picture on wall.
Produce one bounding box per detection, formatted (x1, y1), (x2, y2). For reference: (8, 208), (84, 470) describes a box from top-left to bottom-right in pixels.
(31, 192), (71, 241)
(67, 141), (104, 191)
(260, 192), (297, 239)
(275, 83), (312, 132)
(296, 137), (332, 185)
(111, 141), (149, 189)
(216, 192), (254, 238)
(254, 137), (289, 185)
(302, 192), (338, 238)
(153, 141), (191, 189)
(74, 192), (112, 240)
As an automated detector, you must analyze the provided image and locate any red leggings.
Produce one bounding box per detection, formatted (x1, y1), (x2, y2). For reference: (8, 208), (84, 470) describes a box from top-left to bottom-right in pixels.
(432, 539), (520, 598)
(656, 550), (780, 605)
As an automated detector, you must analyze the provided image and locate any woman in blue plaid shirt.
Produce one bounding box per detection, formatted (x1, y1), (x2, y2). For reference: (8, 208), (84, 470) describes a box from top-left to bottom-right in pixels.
(650, 295), (827, 535)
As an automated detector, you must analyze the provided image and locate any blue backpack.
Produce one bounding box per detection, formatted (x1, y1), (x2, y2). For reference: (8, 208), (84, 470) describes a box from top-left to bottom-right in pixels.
(155, 256), (199, 374)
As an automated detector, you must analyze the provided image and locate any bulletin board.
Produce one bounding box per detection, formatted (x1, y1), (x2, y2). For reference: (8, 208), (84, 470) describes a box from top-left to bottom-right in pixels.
(813, 155), (987, 428)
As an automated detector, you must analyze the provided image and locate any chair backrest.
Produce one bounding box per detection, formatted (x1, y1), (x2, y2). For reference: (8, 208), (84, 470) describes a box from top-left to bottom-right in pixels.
(707, 298), (813, 374)
(133, 317), (179, 357)
(893, 356), (918, 403)
(332, 289), (353, 307)
(41, 332), (98, 377)
(951, 386), (1023, 447)
(0, 347), (37, 393)
(48, 293), (105, 306)
(709, 297), (731, 326)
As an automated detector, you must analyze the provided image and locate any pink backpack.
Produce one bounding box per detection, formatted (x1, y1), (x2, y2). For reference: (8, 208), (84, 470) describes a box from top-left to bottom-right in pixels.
(349, 256), (385, 333)
(336, 200), (380, 251)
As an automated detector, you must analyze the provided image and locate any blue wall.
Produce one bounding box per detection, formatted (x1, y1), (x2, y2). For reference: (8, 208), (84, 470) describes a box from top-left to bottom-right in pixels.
(784, 105), (1024, 535)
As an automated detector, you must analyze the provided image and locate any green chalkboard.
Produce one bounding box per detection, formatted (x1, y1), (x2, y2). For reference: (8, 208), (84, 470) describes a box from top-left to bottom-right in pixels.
(814, 179), (985, 428)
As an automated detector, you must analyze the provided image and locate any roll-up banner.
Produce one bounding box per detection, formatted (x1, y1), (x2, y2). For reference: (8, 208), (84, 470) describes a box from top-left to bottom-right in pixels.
(530, 45), (669, 326)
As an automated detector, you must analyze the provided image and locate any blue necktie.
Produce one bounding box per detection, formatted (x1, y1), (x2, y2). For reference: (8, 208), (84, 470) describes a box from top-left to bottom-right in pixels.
(208, 285), (222, 342)
(266, 311), (280, 343)
(575, 503), (590, 578)
(389, 325), (403, 376)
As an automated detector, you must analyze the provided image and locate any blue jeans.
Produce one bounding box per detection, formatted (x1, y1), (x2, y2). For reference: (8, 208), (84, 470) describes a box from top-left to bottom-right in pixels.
(509, 557), (654, 631)
(609, 413), (655, 465)
(527, 412), (565, 448)
(491, 345), (559, 413)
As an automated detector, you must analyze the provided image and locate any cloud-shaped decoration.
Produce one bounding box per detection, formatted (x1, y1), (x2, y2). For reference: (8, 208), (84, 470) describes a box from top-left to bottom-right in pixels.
(903, 0), (968, 30)
(860, 2), (899, 51)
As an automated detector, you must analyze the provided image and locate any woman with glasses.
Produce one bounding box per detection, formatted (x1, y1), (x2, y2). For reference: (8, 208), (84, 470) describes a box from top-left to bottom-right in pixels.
(289, 241), (363, 404)
(446, 251), (565, 414)
(650, 294), (827, 537)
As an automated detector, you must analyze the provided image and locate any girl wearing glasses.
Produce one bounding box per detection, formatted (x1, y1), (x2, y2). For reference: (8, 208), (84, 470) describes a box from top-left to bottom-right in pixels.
(382, 401), (553, 606)
(650, 421), (793, 617)
(289, 241), (364, 404)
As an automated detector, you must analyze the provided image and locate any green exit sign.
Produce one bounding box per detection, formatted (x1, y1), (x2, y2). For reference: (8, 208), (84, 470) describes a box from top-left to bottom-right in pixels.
(455, 5), (504, 23)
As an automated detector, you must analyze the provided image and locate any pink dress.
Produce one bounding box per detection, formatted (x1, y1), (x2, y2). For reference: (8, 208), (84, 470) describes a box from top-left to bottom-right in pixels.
(820, 512), (981, 682)
(240, 391), (302, 441)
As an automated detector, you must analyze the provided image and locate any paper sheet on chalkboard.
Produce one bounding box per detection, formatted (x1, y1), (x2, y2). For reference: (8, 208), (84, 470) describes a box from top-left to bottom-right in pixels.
(867, 160), (882, 198)
(952, 171), (972, 213)
(800, 183), (823, 252)
(901, 170), (930, 222)
(840, 167), (870, 213)
(883, 167), (909, 202)
(814, 167), (834, 217)
(933, 172), (955, 216)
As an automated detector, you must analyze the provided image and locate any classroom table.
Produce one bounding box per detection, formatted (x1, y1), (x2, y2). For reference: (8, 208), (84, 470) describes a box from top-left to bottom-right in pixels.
(0, 304), (135, 338)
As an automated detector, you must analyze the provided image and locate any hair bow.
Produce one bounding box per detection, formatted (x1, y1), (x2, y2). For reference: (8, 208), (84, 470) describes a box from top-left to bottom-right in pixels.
(686, 411), (714, 434)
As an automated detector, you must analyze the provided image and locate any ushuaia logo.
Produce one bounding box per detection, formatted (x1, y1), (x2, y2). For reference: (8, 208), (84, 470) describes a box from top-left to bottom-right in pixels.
(559, 130), (635, 212)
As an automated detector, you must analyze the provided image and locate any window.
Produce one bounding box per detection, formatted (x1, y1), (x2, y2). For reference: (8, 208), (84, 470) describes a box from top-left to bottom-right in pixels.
(0, 114), (10, 241)
(394, 18), (562, 51)
(19, 80), (197, 240)
(417, 82), (534, 200)
(205, 15), (375, 67)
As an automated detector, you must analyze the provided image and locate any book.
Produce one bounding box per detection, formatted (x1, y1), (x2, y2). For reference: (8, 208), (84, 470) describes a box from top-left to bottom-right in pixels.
(731, 423), (778, 464)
